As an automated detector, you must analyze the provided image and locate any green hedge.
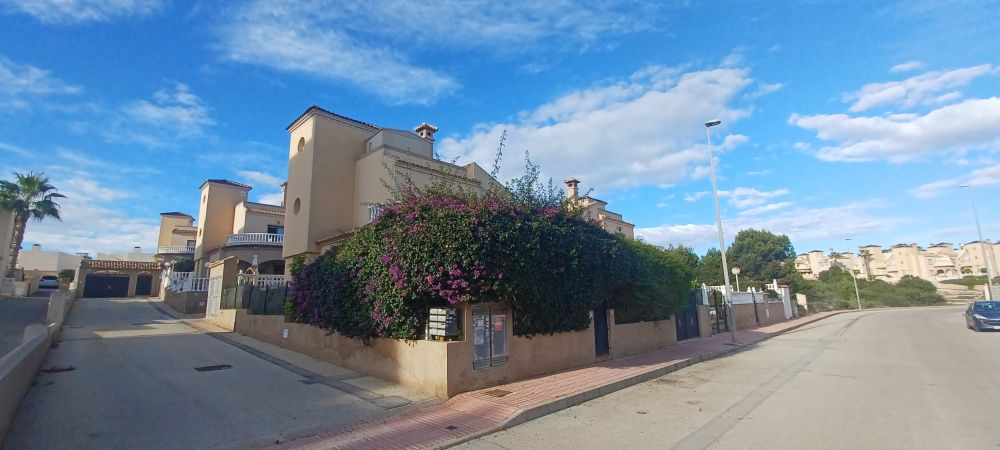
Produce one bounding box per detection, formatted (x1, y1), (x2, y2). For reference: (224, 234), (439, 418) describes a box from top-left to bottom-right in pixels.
(288, 187), (695, 340)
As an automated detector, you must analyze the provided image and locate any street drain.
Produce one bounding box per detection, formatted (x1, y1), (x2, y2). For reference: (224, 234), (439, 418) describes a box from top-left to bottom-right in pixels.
(40, 366), (75, 373)
(483, 389), (512, 398)
(194, 364), (232, 372)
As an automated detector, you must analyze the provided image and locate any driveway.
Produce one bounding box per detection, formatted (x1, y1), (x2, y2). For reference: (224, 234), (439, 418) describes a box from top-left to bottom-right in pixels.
(3, 297), (429, 450)
(459, 306), (1000, 449)
(0, 295), (48, 357)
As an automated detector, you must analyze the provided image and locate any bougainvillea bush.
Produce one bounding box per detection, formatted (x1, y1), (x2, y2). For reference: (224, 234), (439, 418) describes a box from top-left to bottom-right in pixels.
(288, 185), (696, 340)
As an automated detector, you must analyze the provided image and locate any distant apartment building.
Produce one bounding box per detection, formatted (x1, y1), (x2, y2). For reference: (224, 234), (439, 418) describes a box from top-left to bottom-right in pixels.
(796, 240), (1000, 284)
(16, 244), (87, 278)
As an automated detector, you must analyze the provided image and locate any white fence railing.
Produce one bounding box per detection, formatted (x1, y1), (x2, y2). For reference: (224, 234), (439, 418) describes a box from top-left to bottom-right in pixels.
(157, 245), (195, 254)
(166, 272), (208, 292)
(225, 233), (283, 246)
(238, 274), (288, 288)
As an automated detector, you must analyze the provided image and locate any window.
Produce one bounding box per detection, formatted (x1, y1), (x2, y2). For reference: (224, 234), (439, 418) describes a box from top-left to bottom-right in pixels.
(293, 198), (301, 215)
(473, 306), (508, 370)
(267, 225), (284, 235)
(297, 137), (305, 152)
(186, 240), (195, 247)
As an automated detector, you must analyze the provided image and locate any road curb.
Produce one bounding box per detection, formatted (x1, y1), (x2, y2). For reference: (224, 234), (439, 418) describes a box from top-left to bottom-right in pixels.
(435, 311), (848, 449)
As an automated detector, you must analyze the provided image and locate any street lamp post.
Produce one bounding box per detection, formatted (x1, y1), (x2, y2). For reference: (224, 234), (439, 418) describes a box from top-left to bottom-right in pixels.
(960, 184), (996, 300)
(705, 119), (737, 344)
(846, 238), (862, 310)
(732, 267), (741, 292)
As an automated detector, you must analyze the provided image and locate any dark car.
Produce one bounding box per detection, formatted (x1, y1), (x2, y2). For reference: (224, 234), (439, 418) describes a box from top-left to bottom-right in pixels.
(965, 301), (1000, 331)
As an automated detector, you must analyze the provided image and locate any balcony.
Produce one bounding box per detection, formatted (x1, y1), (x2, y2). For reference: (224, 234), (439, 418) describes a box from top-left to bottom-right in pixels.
(225, 233), (284, 247)
(157, 245), (195, 254)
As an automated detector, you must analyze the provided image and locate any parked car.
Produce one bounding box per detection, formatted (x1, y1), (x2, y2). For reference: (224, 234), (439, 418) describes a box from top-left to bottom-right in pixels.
(38, 275), (59, 289)
(965, 301), (1000, 331)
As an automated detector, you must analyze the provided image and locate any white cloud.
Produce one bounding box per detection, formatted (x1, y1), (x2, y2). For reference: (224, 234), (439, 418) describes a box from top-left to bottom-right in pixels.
(237, 170), (283, 189)
(790, 97), (1000, 162)
(440, 65), (754, 190)
(61, 177), (130, 201)
(744, 82), (783, 99)
(911, 164), (1000, 198)
(0, 55), (80, 109)
(112, 83), (214, 146)
(256, 191), (285, 206)
(21, 176), (157, 255)
(722, 187), (790, 208)
(889, 61), (925, 73)
(1, 0), (163, 24)
(637, 202), (898, 249)
(218, 1), (457, 105)
(684, 192), (709, 202)
(217, 0), (666, 105)
(737, 201), (793, 216)
(745, 169), (772, 176)
(844, 65), (993, 112)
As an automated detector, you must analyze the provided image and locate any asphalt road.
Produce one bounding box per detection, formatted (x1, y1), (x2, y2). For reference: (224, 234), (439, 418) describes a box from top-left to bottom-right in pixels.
(459, 306), (1000, 450)
(3, 297), (422, 450)
(0, 294), (49, 357)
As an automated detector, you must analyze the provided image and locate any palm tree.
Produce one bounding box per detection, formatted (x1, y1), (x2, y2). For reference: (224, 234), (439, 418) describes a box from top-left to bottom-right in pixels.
(859, 249), (874, 281)
(0, 172), (65, 278)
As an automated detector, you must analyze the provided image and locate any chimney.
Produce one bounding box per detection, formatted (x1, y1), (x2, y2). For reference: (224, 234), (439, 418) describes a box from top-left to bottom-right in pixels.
(31, 244), (41, 251)
(565, 178), (580, 199)
(132, 246), (141, 253)
(414, 123), (439, 142)
(280, 181), (288, 207)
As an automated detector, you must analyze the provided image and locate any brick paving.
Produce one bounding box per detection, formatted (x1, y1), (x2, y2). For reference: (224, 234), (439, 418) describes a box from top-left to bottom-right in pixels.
(269, 311), (842, 450)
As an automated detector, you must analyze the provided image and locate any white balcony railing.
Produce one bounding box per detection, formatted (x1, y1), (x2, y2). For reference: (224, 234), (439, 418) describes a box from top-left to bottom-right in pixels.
(225, 233), (284, 246)
(166, 272), (209, 292)
(157, 245), (195, 254)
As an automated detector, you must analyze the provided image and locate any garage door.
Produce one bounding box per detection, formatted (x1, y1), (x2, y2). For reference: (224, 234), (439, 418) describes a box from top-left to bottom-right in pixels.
(83, 274), (130, 298)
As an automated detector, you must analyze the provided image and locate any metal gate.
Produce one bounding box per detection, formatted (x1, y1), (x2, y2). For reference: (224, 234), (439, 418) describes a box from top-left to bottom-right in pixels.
(594, 301), (610, 356)
(709, 289), (730, 335)
(83, 273), (129, 298)
(675, 291), (701, 341)
(134, 274), (153, 296)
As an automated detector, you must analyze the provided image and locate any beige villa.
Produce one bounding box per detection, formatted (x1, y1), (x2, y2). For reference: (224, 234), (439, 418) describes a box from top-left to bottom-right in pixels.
(281, 106), (499, 262)
(281, 106), (636, 264)
(154, 180), (286, 276)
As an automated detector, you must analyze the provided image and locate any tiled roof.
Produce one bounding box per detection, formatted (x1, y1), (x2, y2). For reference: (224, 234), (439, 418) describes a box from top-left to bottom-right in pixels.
(286, 105), (381, 131)
(200, 179), (252, 190)
(245, 202), (285, 217)
(85, 260), (161, 271)
(172, 228), (197, 236)
(160, 211), (192, 217)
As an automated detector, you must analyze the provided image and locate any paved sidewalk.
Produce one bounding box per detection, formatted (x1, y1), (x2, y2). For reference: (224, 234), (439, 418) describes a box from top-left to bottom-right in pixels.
(270, 311), (842, 450)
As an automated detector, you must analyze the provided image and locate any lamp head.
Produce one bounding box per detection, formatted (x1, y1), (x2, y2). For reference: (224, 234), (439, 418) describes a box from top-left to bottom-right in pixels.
(705, 119), (722, 128)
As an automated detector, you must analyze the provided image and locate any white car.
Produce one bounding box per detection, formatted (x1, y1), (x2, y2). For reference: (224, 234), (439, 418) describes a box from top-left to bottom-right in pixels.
(38, 275), (59, 289)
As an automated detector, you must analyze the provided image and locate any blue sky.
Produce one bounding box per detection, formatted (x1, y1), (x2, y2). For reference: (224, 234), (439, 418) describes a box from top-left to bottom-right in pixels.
(1, 0), (999, 257)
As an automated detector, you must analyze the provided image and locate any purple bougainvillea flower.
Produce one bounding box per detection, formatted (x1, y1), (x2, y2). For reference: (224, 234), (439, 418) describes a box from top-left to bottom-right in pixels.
(379, 254), (391, 265)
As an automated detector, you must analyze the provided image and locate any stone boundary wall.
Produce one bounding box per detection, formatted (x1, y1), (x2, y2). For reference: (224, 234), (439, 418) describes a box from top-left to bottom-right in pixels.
(0, 290), (74, 445)
(231, 304), (701, 398)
